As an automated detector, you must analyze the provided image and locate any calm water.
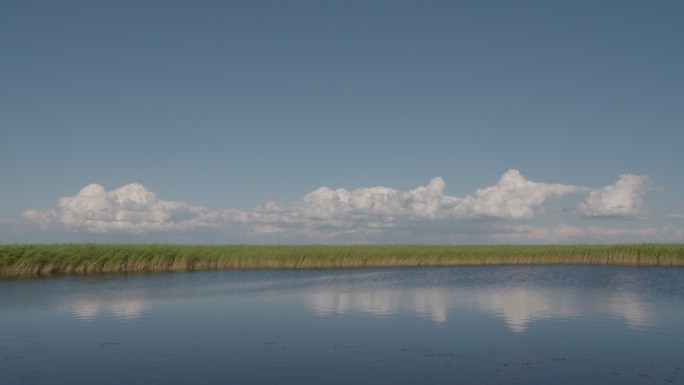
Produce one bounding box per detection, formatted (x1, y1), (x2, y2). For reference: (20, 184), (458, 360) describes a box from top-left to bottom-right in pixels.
(2, 266), (684, 384)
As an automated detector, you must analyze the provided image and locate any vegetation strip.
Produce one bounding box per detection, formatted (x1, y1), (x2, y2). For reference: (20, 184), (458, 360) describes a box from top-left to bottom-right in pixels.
(1, 244), (683, 277)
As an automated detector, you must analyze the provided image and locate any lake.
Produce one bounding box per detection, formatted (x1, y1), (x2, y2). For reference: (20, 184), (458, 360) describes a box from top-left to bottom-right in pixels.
(2, 266), (683, 384)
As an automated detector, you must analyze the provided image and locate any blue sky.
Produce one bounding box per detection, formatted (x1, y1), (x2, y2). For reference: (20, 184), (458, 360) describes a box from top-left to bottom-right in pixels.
(2, 0), (683, 244)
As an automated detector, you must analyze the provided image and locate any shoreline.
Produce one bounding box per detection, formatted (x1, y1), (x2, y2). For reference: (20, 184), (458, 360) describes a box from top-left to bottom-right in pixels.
(2, 243), (683, 278)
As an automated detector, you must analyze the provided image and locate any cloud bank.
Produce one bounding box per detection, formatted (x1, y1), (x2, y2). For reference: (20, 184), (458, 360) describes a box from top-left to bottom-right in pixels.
(251, 169), (589, 227)
(492, 224), (683, 244)
(22, 169), (669, 242)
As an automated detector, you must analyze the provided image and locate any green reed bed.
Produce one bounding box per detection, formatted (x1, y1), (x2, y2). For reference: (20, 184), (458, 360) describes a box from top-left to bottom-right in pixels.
(1, 243), (683, 277)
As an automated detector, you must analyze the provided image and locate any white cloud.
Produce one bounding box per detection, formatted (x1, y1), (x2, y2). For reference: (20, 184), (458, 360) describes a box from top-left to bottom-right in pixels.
(21, 170), (667, 242)
(577, 174), (653, 219)
(29, 170), (577, 237)
(252, 170), (587, 232)
(491, 223), (684, 244)
(251, 176), (458, 227)
(23, 183), (247, 233)
(454, 169), (590, 219)
(251, 225), (288, 235)
(665, 213), (684, 220)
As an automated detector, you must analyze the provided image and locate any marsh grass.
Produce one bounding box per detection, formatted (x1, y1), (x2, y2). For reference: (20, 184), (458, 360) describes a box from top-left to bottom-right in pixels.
(1, 243), (683, 277)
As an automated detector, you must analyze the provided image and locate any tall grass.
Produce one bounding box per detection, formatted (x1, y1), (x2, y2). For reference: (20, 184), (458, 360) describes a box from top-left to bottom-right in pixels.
(1, 243), (683, 277)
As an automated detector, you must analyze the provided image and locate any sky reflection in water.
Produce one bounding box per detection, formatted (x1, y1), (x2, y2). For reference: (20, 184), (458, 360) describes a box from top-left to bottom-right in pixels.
(53, 266), (662, 332)
(3, 266), (683, 385)
(303, 286), (654, 332)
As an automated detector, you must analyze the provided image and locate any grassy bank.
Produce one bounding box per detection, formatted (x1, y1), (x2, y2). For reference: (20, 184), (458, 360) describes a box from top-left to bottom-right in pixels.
(1, 243), (684, 277)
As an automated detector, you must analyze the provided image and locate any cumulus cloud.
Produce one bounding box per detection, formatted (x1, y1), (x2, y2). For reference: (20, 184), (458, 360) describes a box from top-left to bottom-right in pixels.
(251, 177), (459, 231)
(577, 174), (653, 219)
(22, 170), (663, 241)
(454, 169), (590, 219)
(252, 169), (588, 231)
(23, 183), (247, 233)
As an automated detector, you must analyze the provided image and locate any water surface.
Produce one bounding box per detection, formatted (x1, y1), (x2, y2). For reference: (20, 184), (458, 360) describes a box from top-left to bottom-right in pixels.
(2, 266), (683, 384)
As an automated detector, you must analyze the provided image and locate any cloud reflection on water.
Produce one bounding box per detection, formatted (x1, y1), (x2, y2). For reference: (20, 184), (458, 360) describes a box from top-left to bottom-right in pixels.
(304, 286), (655, 333)
(601, 291), (654, 329)
(59, 292), (150, 321)
(52, 270), (657, 332)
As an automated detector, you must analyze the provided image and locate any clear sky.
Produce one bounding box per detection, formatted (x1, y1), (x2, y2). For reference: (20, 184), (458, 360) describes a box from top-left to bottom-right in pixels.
(2, 0), (683, 244)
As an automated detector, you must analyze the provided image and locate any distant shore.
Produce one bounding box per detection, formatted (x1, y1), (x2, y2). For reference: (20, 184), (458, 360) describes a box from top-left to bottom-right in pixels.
(1, 243), (683, 277)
